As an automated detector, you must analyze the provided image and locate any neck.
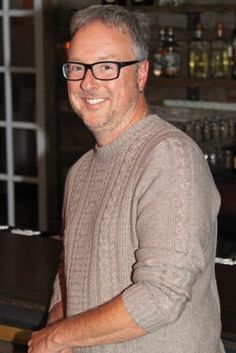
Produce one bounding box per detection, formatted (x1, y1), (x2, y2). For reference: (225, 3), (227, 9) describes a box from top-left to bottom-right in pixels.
(95, 98), (149, 147)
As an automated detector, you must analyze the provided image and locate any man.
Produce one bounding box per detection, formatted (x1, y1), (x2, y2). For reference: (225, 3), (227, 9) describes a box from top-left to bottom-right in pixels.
(28, 5), (225, 353)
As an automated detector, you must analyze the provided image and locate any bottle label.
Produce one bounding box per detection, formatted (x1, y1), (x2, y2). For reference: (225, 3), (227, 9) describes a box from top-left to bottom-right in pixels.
(189, 47), (209, 79)
(164, 51), (180, 76)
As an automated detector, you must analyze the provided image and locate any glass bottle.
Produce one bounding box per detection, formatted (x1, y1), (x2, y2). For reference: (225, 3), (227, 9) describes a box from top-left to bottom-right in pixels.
(153, 28), (166, 77)
(231, 26), (236, 79)
(189, 23), (209, 79)
(158, 0), (185, 5)
(131, 0), (154, 4)
(131, 0), (145, 4)
(210, 22), (231, 79)
(228, 143), (236, 173)
(102, 0), (126, 4)
(162, 27), (181, 77)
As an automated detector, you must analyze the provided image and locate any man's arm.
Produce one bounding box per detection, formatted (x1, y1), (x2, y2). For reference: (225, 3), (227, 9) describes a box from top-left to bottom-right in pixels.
(47, 250), (66, 325)
(47, 301), (64, 325)
(28, 294), (145, 353)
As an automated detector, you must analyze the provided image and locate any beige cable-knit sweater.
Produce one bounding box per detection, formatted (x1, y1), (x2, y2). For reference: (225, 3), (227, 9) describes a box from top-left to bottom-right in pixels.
(51, 114), (225, 353)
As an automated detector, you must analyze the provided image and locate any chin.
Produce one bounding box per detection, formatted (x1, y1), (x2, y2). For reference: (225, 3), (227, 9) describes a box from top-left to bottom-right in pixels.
(81, 116), (104, 133)
(82, 109), (106, 123)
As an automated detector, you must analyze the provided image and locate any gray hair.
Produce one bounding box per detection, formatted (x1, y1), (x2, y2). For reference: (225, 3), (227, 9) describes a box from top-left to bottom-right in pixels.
(70, 5), (151, 60)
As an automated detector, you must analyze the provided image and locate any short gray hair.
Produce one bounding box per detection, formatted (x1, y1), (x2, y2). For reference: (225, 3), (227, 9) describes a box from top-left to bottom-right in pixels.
(70, 5), (151, 60)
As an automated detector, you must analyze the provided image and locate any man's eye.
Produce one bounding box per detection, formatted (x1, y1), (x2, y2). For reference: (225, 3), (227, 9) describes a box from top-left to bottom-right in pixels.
(74, 65), (83, 71)
(68, 65), (83, 72)
(102, 64), (113, 71)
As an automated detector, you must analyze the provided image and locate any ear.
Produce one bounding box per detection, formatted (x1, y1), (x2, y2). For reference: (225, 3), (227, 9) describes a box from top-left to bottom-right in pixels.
(137, 60), (149, 92)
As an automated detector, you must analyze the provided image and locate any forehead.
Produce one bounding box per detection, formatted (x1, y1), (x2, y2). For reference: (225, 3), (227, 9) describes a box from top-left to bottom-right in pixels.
(68, 21), (135, 61)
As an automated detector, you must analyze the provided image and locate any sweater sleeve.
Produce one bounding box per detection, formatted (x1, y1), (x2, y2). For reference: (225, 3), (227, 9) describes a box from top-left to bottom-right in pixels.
(49, 272), (62, 311)
(122, 135), (221, 332)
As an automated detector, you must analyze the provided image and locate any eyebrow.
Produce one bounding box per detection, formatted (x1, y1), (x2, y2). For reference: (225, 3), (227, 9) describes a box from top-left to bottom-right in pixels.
(67, 55), (118, 63)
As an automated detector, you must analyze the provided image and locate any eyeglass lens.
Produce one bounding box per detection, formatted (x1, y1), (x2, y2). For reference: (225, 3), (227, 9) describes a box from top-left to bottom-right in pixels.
(63, 62), (119, 80)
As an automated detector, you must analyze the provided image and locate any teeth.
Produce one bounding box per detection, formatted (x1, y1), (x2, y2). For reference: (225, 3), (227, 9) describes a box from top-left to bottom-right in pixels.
(86, 98), (105, 105)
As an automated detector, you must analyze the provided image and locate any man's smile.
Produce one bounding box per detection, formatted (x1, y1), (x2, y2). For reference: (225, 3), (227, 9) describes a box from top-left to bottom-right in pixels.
(85, 98), (106, 105)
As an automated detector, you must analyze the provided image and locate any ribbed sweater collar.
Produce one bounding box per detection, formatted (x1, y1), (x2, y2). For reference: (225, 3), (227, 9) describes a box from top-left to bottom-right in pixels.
(94, 114), (157, 161)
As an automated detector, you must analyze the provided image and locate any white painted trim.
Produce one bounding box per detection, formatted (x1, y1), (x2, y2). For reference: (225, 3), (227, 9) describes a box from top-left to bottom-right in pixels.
(0, 121), (38, 129)
(0, 10), (35, 16)
(1, 0), (47, 229)
(0, 67), (36, 73)
(3, 7), (15, 225)
(0, 174), (38, 183)
(34, 0), (47, 229)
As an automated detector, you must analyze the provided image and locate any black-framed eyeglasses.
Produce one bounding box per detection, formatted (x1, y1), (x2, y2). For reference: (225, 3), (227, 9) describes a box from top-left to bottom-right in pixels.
(62, 60), (140, 81)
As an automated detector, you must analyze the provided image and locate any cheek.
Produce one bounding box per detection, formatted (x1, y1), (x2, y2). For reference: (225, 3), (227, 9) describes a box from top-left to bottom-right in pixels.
(67, 81), (79, 95)
(118, 77), (139, 103)
(67, 82), (81, 104)
(67, 85), (82, 113)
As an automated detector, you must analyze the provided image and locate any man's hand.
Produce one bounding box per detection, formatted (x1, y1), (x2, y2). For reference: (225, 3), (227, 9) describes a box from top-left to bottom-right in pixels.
(27, 321), (72, 353)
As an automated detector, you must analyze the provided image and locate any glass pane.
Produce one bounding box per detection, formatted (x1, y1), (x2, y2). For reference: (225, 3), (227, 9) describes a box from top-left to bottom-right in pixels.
(12, 73), (36, 122)
(13, 129), (37, 177)
(10, 0), (33, 9)
(0, 181), (8, 225)
(0, 73), (5, 120)
(0, 1), (2, 9)
(0, 128), (6, 173)
(10, 17), (35, 67)
(0, 17), (3, 65)
(15, 182), (38, 229)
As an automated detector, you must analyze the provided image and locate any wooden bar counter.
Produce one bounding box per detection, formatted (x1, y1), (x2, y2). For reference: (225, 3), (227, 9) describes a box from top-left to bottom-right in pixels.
(0, 227), (235, 351)
(0, 228), (62, 334)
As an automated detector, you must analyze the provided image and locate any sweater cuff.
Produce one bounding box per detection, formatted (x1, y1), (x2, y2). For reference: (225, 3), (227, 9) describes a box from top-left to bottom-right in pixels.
(122, 282), (163, 332)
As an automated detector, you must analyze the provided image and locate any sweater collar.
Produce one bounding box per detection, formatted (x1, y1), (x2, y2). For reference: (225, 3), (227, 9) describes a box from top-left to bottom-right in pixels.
(94, 114), (158, 160)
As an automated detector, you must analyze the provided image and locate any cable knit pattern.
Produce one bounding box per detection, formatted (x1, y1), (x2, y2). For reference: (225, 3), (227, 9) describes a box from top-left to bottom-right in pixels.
(51, 114), (225, 353)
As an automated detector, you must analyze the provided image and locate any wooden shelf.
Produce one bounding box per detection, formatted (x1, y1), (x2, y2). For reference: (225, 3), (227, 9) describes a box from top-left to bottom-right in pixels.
(146, 76), (236, 105)
(127, 4), (236, 13)
(149, 77), (236, 87)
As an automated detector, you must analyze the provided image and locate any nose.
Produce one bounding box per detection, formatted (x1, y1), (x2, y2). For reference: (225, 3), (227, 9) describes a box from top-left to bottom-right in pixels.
(80, 67), (98, 91)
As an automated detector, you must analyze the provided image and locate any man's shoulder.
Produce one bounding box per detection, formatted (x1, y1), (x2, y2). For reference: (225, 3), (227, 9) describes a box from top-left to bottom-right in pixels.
(66, 148), (94, 181)
(142, 114), (197, 151)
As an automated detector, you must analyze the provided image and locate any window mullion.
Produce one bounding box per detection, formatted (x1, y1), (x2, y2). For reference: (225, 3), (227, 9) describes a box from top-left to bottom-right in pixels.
(3, 6), (15, 225)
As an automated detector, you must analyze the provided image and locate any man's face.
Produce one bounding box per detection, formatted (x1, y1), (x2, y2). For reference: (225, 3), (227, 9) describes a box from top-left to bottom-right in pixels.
(67, 21), (149, 144)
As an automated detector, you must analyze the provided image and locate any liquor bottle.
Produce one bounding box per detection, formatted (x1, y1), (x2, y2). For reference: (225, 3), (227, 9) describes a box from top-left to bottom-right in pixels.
(188, 23), (209, 79)
(102, 0), (126, 4)
(231, 26), (236, 79)
(162, 27), (181, 77)
(153, 28), (166, 77)
(210, 22), (231, 79)
(226, 144), (236, 173)
(233, 150), (236, 173)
